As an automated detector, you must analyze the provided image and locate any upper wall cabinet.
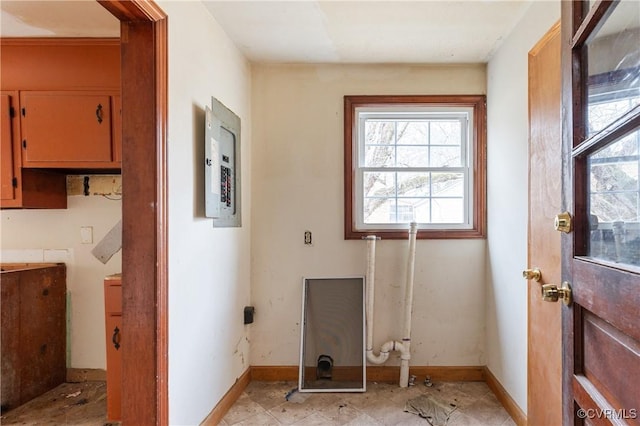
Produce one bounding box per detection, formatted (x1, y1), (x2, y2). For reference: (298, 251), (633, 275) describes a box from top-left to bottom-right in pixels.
(0, 38), (121, 209)
(1, 90), (66, 209)
(0, 38), (121, 171)
(21, 91), (120, 168)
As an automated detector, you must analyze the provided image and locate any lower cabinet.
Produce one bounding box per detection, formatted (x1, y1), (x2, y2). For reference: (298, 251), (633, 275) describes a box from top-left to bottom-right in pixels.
(104, 274), (122, 421)
(0, 263), (66, 411)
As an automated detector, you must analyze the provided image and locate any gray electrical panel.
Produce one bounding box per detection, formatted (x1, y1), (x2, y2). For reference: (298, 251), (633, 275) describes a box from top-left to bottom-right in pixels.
(205, 97), (241, 227)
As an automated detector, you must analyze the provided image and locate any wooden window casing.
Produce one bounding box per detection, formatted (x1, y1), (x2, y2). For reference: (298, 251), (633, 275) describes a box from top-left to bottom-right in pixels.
(344, 95), (486, 240)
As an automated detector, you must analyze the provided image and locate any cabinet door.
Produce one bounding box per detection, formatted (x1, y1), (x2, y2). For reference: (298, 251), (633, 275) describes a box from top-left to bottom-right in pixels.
(1, 91), (68, 209)
(1, 93), (18, 201)
(21, 91), (116, 167)
(105, 313), (122, 421)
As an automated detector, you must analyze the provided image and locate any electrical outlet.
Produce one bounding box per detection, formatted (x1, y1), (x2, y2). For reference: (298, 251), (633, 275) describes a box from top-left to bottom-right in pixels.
(304, 230), (312, 246)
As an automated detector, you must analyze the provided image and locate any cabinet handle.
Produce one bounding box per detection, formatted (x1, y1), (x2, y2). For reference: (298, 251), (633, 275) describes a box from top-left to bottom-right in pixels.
(112, 326), (121, 350)
(96, 104), (103, 124)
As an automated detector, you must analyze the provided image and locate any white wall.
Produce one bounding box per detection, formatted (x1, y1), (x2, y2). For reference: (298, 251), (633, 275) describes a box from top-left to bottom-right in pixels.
(251, 64), (487, 368)
(485, 0), (560, 413)
(1, 194), (122, 369)
(157, 1), (253, 424)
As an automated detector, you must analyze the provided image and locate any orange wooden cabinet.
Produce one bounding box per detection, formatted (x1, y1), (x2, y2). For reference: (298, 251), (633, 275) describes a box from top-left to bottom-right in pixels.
(20, 91), (121, 169)
(0, 91), (66, 209)
(0, 38), (122, 209)
(0, 38), (121, 201)
(104, 274), (122, 421)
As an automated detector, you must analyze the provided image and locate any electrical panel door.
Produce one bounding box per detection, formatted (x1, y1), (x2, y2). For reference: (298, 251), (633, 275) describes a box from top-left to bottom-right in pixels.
(204, 97), (241, 227)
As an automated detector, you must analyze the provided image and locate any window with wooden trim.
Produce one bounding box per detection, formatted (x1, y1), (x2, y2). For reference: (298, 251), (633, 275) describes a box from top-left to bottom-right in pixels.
(344, 95), (486, 239)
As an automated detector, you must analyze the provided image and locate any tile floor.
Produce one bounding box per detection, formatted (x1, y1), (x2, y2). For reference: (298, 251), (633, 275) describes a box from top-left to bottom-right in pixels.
(221, 381), (516, 425)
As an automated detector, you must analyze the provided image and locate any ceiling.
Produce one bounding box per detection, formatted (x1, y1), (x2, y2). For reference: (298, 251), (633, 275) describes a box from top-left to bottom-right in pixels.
(0, 0), (535, 64)
(0, 0), (119, 38)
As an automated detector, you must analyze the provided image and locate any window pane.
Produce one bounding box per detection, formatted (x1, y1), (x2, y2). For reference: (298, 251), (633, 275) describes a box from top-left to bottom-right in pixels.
(588, 128), (640, 265)
(397, 172), (430, 197)
(591, 133), (638, 159)
(430, 121), (462, 145)
(585, 0), (640, 137)
(397, 198), (427, 223)
(431, 173), (464, 197)
(591, 162), (638, 195)
(396, 146), (428, 167)
(590, 192), (639, 222)
(430, 146), (462, 167)
(364, 145), (395, 167)
(396, 121), (428, 145)
(431, 198), (465, 223)
(365, 121), (394, 144)
(413, 199), (431, 223)
(393, 202), (417, 222)
(363, 172), (396, 197)
(363, 198), (396, 224)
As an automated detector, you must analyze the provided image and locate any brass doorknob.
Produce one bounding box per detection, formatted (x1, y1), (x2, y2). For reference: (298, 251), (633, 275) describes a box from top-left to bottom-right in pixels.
(554, 212), (572, 233)
(522, 268), (542, 282)
(541, 282), (572, 305)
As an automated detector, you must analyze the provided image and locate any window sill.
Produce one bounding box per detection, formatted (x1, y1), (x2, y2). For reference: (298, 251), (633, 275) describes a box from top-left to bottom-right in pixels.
(344, 227), (486, 240)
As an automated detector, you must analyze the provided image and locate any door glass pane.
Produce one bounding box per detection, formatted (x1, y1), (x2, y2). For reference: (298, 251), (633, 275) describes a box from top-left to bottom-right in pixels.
(585, 0), (640, 137)
(588, 128), (640, 265)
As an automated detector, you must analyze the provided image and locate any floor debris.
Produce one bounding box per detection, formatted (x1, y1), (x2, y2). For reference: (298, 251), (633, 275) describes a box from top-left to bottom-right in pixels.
(404, 394), (457, 426)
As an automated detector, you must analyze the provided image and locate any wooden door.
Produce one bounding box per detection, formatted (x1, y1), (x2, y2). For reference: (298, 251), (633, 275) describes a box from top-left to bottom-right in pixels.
(527, 22), (563, 426)
(561, 1), (640, 424)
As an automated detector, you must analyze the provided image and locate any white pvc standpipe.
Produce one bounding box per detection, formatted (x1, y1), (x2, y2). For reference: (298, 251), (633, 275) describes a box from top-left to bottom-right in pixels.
(364, 224), (417, 389)
(399, 222), (418, 387)
(365, 235), (391, 364)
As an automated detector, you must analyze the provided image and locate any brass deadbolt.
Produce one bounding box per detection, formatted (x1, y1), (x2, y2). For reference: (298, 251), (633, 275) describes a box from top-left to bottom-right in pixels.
(554, 212), (572, 233)
(522, 268), (542, 282)
(541, 282), (572, 305)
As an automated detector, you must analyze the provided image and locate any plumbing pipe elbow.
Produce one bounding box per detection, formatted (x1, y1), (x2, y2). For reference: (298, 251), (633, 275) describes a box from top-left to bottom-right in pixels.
(389, 341), (410, 360)
(390, 341), (404, 352)
(380, 340), (395, 353)
(366, 349), (390, 364)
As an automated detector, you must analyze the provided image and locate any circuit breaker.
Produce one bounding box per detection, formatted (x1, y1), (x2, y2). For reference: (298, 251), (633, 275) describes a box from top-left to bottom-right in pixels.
(205, 97), (241, 227)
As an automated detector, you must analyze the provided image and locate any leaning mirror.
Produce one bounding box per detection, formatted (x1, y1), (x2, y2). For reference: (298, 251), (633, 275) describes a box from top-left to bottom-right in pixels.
(299, 277), (366, 392)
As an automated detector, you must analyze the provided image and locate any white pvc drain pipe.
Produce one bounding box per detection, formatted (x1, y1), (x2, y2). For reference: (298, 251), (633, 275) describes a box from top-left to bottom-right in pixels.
(364, 222), (417, 388)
